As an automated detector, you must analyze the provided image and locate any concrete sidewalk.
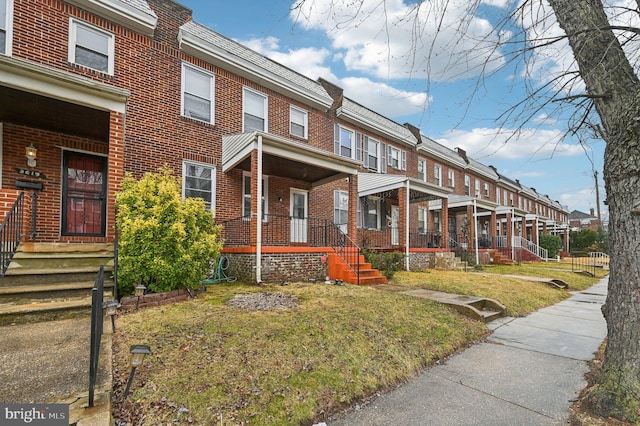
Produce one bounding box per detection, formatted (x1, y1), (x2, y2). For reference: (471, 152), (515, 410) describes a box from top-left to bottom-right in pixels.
(330, 277), (608, 426)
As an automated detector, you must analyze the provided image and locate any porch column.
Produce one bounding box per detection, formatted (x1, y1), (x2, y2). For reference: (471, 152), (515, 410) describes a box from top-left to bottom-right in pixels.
(441, 198), (449, 249)
(564, 227), (570, 252)
(506, 211), (513, 248)
(398, 185), (408, 250)
(348, 174), (358, 242)
(543, 221), (548, 234)
(467, 204), (475, 249)
(249, 150), (260, 247)
(532, 217), (539, 245)
(108, 111), (125, 241)
(490, 210), (497, 249)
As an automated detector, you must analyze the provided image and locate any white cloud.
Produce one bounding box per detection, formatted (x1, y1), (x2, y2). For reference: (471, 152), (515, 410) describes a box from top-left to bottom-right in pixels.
(290, 0), (506, 82)
(437, 127), (584, 161)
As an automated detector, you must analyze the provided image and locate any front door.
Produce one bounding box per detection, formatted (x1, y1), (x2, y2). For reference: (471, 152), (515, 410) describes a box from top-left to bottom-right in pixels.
(62, 151), (108, 236)
(391, 205), (399, 246)
(290, 189), (308, 243)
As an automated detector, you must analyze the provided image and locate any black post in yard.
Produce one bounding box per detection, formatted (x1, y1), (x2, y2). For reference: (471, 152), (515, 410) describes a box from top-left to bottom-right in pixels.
(88, 265), (105, 408)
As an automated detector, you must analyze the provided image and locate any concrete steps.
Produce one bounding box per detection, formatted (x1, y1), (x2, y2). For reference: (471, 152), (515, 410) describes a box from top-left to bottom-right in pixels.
(0, 243), (114, 325)
(328, 252), (387, 285)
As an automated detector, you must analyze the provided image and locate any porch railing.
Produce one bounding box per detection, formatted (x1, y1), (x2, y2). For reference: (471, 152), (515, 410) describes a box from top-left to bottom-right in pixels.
(0, 192), (25, 280)
(514, 236), (548, 260)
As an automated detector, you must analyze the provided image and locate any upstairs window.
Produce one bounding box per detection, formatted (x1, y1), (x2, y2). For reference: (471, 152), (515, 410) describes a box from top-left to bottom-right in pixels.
(418, 158), (426, 181)
(290, 106), (308, 138)
(182, 64), (215, 123)
(243, 88), (268, 132)
(448, 169), (455, 187)
(464, 175), (471, 196)
(365, 137), (380, 171)
(0, 0), (12, 55)
(475, 178), (481, 197)
(434, 164), (442, 186)
(183, 161), (215, 211)
(69, 19), (114, 74)
(484, 183), (489, 198)
(388, 146), (406, 170)
(334, 125), (355, 159)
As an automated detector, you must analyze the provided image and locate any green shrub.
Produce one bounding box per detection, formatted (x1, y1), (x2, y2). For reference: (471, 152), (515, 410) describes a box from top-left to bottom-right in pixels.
(364, 250), (405, 279)
(539, 234), (562, 258)
(116, 168), (223, 296)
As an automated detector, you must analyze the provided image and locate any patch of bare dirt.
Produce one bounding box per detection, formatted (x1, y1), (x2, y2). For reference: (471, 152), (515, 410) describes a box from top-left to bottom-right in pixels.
(225, 292), (300, 311)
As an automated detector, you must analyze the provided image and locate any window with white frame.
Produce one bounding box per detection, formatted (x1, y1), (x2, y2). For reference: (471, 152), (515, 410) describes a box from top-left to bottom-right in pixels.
(183, 161), (215, 211)
(0, 0), (12, 55)
(434, 164), (442, 186)
(366, 137), (380, 171)
(464, 175), (471, 196)
(434, 210), (442, 232)
(418, 206), (427, 233)
(181, 63), (214, 123)
(484, 182), (489, 198)
(335, 125), (354, 158)
(475, 178), (481, 197)
(242, 173), (268, 220)
(510, 193), (514, 206)
(518, 196), (523, 209)
(69, 19), (114, 74)
(496, 187), (501, 205)
(417, 158), (426, 181)
(388, 146), (406, 170)
(504, 190), (508, 206)
(290, 106), (307, 138)
(448, 169), (455, 187)
(334, 190), (348, 228)
(243, 88), (268, 132)
(361, 196), (382, 229)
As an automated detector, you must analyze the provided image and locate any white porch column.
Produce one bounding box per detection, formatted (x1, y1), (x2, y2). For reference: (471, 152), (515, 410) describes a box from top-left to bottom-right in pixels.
(256, 135), (263, 283)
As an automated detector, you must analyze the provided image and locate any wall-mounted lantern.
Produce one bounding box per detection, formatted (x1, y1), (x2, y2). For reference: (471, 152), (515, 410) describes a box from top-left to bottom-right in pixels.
(25, 144), (37, 168)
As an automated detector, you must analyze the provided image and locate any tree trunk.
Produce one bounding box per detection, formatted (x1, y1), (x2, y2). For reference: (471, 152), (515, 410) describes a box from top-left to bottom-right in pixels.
(547, 0), (640, 420)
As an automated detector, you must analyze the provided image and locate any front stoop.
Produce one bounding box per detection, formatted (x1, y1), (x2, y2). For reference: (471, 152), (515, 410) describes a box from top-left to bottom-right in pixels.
(328, 252), (387, 285)
(0, 243), (114, 325)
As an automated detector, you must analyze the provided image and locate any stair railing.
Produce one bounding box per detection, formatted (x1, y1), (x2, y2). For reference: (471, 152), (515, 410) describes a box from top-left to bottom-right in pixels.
(327, 224), (361, 285)
(0, 192), (25, 281)
(516, 236), (548, 260)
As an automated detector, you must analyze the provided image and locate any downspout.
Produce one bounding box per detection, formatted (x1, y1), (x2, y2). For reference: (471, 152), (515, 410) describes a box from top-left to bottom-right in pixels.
(473, 197), (479, 265)
(405, 180), (410, 271)
(256, 134), (263, 284)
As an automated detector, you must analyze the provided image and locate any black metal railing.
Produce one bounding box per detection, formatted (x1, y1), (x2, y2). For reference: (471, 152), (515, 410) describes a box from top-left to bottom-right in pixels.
(0, 192), (25, 280)
(571, 251), (598, 277)
(89, 265), (105, 408)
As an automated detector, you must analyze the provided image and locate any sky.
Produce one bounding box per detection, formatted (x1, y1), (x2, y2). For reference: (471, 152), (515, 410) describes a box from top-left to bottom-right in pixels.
(173, 0), (631, 219)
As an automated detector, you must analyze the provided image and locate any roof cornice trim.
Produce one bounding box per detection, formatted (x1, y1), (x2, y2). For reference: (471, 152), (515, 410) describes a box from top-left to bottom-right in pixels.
(65, 0), (157, 36)
(336, 106), (417, 147)
(178, 28), (333, 111)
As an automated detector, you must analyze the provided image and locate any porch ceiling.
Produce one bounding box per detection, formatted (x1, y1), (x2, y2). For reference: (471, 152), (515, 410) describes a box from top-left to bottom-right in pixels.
(358, 173), (451, 202)
(222, 131), (360, 186)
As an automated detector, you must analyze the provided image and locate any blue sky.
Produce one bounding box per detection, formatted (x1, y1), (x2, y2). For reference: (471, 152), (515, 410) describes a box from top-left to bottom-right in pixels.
(177, 0), (613, 217)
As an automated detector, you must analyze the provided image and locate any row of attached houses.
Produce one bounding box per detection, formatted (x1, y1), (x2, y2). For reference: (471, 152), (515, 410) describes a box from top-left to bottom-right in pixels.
(0, 0), (570, 285)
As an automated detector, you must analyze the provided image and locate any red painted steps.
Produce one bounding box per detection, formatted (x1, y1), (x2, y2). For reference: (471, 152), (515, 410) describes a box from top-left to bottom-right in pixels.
(327, 252), (387, 285)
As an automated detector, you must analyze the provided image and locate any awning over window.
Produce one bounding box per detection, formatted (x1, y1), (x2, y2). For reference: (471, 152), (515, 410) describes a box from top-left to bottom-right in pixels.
(357, 172), (451, 202)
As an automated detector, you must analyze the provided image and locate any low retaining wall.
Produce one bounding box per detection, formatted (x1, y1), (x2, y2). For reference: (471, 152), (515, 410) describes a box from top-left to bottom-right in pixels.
(225, 252), (329, 284)
(120, 289), (191, 311)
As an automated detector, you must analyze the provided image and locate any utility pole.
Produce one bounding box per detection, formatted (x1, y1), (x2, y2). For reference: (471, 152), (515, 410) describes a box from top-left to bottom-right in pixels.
(594, 170), (602, 224)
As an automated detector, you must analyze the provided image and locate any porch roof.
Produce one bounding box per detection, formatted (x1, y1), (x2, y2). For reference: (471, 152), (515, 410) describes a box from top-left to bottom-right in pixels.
(447, 194), (499, 211)
(222, 131), (360, 186)
(357, 173), (451, 202)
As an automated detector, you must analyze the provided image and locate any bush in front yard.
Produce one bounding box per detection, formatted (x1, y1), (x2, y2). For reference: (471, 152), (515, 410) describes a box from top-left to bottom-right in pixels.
(364, 250), (405, 279)
(115, 167), (223, 296)
(540, 234), (562, 258)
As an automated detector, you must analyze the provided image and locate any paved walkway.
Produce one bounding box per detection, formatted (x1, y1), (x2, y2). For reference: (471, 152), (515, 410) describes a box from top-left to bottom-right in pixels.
(329, 277), (608, 426)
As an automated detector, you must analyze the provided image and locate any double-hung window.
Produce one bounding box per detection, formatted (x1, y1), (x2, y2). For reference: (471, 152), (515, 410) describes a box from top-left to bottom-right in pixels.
(484, 183), (489, 198)
(69, 19), (114, 74)
(0, 0), (12, 55)
(183, 161), (215, 211)
(290, 106), (307, 138)
(464, 175), (471, 196)
(361, 196), (382, 229)
(418, 207), (427, 233)
(366, 138), (380, 171)
(448, 169), (455, 187)
(335, 125), (355, 159)
(182, 64), (215, 123)
(418, 158), (426, 181)
(475, 178), (481, 197)
(434, 211), (442, 232)
(434, 164), (442, 186)
(388, 146), (406, 170)
(334, 190), (348, 233)
(243, 88), (268, 132)
(243, 173), (268, 220)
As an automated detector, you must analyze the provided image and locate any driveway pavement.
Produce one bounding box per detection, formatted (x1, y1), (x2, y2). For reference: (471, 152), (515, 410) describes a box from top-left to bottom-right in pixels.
(329, 277), (608, 426)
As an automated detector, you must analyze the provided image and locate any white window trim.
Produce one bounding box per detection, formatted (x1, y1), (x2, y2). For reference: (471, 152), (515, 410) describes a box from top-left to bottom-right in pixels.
(243, 87), (268, 132)
(418, 206), (427, 233)
(484, 182), (489, 198)
(182, 160), (216, 212)
(68, 18), (115, 75)
(1, 0), (13, 56)
(418, 158), (427, 182)
(334, 190), (349, 227)
(335, 124), (356, 159)
(448, 169), (455, 187)
(366, 137), (381, 171)
(289, 105), (308, 139)
(434, 164), (442, 186)
(242, 171), (269, 220)
(388, 146), (406, 170)
(181, 63), (215, 124)
(464, 175), (471, 196)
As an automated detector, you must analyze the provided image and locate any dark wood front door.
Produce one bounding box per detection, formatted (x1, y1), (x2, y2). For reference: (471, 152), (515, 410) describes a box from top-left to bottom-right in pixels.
(62, 151), (107, 236)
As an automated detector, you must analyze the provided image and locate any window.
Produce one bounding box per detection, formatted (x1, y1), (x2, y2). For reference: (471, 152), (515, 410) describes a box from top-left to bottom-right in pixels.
(0, 0), (12, 55)
(434, 210), (442, 232)
(418, 207), (427, 233)
(475, 178), (481, 197)
(448, 169), (455, 187)
(290, 106), (307, 138)
(464, 175), (471, 196)
(496, 187), (501, 205)
(335, 125), (354, 158)
(388, 146), (406, 170)
(182, 64), (214, 123)
(69, 19), (114, 74)
(434, 164), (442, 186)
(418, 158), (426, 181)
(365, 137), (380, 171)
(243, 88), (268, 132)
(484, 183), (489, 198)
(504, 191), (508, 206)
(243, 173), (268, 220)
(334, 190), (348, 231)
(361, 196), (382, 229)
(510, 193), (514, 206)
(183, 161), (215, 211)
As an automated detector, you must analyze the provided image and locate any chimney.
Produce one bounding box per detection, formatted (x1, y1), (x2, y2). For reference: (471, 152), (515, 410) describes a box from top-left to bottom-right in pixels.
(590, 208), (595, 216)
